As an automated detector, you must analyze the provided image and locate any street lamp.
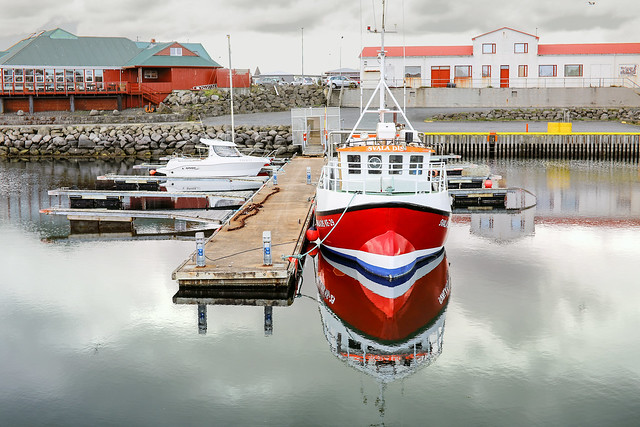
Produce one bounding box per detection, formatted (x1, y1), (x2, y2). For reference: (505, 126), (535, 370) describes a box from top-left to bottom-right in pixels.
(301, 27), (304, 80)
(339, 36), (344, 76)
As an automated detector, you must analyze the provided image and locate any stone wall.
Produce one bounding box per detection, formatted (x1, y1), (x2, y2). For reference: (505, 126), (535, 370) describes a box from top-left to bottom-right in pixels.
(164, 85), (327, 118)
(429, 107), (640, 123)
(0, 123), (298, 159)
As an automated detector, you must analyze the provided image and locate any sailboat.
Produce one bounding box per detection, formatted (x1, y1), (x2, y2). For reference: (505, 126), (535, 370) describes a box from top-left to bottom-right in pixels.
(314, 0), (451, 283)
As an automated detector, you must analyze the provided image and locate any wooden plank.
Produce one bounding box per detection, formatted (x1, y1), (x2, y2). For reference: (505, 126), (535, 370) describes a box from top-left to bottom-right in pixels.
(172, 156), (325, 287)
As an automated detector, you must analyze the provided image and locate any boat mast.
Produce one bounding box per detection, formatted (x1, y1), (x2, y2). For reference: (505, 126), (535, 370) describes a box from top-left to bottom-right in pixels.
(379, 0), (386, 124)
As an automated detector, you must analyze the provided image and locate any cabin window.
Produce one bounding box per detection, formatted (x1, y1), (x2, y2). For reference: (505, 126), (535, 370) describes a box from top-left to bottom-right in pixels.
(367, 155), (382, 174)
(389, 155), (403, 175)
(409, 155), (423, 175)
(212, 145), (241, 157)
(347, 155), (361, 174)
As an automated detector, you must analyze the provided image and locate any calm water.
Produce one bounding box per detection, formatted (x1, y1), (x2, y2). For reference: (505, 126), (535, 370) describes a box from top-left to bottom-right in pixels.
(1, 158), (639, 426)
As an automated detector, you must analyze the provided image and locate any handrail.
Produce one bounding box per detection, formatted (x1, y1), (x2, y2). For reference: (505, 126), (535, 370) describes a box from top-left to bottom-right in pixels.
(318, 160), (447, 195)
(365, 76), (640, 89)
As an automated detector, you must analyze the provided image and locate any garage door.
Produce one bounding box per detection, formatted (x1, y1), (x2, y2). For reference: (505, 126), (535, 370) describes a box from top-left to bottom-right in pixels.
(431, 66), (450, 87)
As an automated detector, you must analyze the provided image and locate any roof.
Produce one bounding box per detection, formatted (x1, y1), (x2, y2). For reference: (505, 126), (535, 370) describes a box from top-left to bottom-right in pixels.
(472, 27), (539, 40)
(538, 43), (640, 55)
(0, 28), (141, 67)
(0, 28), (219, 68)
(123, 42), (220, 68)
(361, 46), (473, 58)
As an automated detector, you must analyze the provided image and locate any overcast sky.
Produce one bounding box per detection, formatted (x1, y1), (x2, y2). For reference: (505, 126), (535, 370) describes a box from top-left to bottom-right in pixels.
(1, 0), (638, 75)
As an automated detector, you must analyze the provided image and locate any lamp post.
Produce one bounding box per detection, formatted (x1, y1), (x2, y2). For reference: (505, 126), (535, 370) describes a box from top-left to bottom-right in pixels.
(339, 36), (344, 76)
(301, 27), (304, 80)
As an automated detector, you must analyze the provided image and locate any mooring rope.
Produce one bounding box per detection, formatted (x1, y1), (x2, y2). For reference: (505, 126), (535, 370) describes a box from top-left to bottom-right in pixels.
(284, 191), (357, 260)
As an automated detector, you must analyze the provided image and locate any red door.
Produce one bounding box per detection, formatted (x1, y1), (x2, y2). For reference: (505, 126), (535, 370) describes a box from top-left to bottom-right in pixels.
(431, 66), (450, 88)
(500, 65), (509, 88)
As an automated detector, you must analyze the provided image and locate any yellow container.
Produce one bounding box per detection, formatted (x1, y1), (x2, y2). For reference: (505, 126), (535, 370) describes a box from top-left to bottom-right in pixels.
(547, 122), (572, 133)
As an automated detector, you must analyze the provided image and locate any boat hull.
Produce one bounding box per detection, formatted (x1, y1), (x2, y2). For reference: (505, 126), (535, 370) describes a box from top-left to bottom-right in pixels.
(315, 188), (451, 279)
(156, 158), (267, 178)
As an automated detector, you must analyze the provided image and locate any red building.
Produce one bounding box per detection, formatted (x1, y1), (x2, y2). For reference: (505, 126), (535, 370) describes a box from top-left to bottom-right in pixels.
(0, 28), (250, 113)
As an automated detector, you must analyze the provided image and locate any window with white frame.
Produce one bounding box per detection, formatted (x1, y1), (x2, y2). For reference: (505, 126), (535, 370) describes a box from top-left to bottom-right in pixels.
(455, 65), (472, 78)
(170, 47), (183, 56)
(482, 43), (496, 54)
(518, 65), (528, 77)
(404, 66), (421, 78)
(514, 43), (528, 53)
(539, 65), (557, 77)
(564, 64), (583, 77)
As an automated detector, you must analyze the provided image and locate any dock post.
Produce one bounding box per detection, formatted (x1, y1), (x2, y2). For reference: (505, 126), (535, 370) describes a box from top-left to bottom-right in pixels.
(263, 231), (272, 266)
(195, 232), (205, 267)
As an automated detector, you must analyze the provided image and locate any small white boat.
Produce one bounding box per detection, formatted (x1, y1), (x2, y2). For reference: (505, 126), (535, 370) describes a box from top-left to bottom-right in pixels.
(153, 139), (271, 178)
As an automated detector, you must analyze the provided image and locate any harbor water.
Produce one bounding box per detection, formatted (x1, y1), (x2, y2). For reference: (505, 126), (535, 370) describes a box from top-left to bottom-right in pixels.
(1, 158), (639, 425)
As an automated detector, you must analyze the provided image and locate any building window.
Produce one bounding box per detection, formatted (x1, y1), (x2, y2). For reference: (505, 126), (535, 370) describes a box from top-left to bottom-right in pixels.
(389, 155), (403, 175)
(404, 66), (421, 78)
(170, 47), (183, 56)
(539, 65), (557, 77)
(514, 43), (528, 53)
(518, 65), (528, 77)
(564, 64), (584, 77)
(482, 65), (491, 77)
(144, 69), (159, 79)
(482, 43), (496, 54)
(455, 65), (472, 78)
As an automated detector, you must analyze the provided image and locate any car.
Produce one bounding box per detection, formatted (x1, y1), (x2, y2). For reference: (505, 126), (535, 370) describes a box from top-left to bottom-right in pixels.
(325, 75), (359, 89)
(256, 77), (287, 86)
(291, 77), (315, 86)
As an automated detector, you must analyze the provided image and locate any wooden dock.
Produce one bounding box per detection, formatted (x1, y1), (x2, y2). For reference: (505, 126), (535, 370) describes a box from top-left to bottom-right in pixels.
(172, 156), (325, 287)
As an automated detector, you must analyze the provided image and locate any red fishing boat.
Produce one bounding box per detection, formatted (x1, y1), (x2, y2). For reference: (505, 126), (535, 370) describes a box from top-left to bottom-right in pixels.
(314, 1), (451, 281)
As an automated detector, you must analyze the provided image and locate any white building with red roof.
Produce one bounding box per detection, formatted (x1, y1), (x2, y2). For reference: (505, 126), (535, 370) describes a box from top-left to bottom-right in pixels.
(360, 27), (640, 89)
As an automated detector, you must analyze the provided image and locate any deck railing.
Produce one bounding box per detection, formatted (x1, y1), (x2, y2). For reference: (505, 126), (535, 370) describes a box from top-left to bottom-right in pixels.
(319, 160), (447, 194)
(0, 81), (129, 96)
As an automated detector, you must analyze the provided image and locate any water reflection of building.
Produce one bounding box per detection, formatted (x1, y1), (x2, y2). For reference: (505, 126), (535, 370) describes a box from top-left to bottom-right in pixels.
(315, 250), (449, 384)
(468, 207), (536, 242)
(172, 285), (295, 336)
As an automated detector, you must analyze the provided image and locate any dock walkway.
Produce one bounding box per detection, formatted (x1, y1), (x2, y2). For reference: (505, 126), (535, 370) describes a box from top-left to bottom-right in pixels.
(172, 156), (325, 287)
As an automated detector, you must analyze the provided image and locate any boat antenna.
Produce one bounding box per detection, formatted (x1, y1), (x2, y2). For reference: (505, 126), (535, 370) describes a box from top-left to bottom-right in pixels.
(227, 34), (235, 143)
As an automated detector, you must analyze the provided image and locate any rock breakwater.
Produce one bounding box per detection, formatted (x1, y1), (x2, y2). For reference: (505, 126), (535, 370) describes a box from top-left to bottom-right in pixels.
(431, 107), (640, 123)
(0, 123), (297, 159)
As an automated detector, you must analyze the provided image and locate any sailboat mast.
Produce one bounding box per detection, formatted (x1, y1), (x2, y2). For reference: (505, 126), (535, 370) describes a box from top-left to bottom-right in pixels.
(379, 0), (386, 123)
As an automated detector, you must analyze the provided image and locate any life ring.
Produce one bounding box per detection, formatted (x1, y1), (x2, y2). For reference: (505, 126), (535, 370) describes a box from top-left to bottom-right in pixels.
(144, 104), (156, 113)
(430, 169), (439, 177)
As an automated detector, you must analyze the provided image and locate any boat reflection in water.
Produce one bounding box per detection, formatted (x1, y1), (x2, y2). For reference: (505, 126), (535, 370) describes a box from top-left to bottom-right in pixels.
(316, 247), (450, 384)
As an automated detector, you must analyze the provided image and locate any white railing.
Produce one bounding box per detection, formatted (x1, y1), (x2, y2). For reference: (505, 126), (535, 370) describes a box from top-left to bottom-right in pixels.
(372, 76), (640, 89)
(319, 160), (447, 195)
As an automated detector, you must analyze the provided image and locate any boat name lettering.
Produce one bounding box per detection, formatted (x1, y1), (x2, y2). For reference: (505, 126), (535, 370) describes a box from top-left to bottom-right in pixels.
(366, 146), (407, 152)
(318, 283), (335, 304)
(317, 218), (335, 228)
(439, 219), (449, 228)
(438, 279), (451, 305)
